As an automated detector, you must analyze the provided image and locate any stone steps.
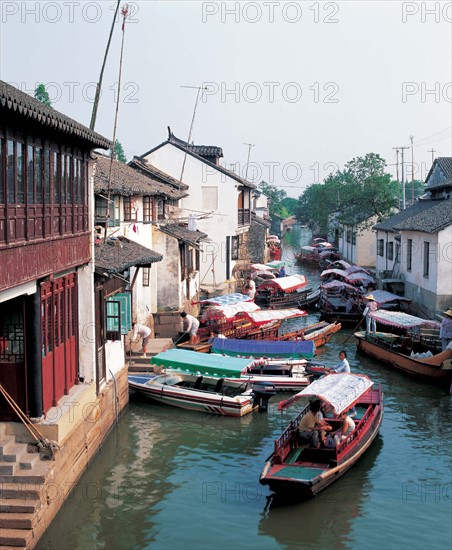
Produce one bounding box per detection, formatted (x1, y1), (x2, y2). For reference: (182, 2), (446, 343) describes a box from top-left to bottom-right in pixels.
(0, 499), (41, 514)
(0, 527), (34, 548)
(0, 512), (39, 530)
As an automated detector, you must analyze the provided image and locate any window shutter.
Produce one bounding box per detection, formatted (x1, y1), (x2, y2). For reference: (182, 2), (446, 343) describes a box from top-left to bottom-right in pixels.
(115, 293), (132, 334)
(105, 300), (121, 341)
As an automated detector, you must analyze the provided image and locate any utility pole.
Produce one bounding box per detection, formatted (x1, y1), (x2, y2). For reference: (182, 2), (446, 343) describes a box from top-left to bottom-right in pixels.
(179, 85), (207, 183)
(244, 143), (256, 180)
(428, 148), (436, 164)
(90, 0), (121, 130)
(410, 135), (414, 203)
(393, 147), (400, 209)
(399, 146), (409, 209)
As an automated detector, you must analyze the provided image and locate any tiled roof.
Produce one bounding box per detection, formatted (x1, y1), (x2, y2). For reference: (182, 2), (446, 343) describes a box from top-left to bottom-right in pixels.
(141, 130), (256, 190)
(94, 156), (185, 200)
(128, 156), (189, 194)
(424, 157), (452, 185)
(95, 236), (162, 274)
(392, 200), (452, 233)
(158, 224), (208, 247)
(169, 131), (223, 159)
(0, 80), (111, 149)
(373, 201), (435, 232)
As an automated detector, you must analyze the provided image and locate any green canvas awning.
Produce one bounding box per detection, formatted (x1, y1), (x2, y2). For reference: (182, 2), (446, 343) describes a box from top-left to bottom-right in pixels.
(150, 349), (252, 378)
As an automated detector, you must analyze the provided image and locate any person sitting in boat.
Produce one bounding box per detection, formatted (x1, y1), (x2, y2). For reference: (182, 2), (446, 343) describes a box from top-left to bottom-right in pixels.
(333, 411), (356, 446)
(330, 350), (351, 373)
(208, 330), (227, 344)
(363, 294), (378, 334)
(440, 308), (452, 351)
(278, 265), (286, 278)
(345, 296), (358, 313)
(298, 400), (332, 448)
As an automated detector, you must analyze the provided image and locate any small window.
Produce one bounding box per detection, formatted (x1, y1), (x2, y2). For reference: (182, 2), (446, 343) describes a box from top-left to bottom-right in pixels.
(123, 196), (132, 222)
(407, 239), (413, 271)
(17, 143), (24, 204)
(352, 232), (356, 245)
(231, 236), (239, 261)
(157, 199), (165, 220)
(346, 230), (351, 244)
(142, 267), (150, 287)
(387, 242), (394, 261)
(377, 239), (384, 257)
(423, 242), (430, 277)
(143, 196), (152, 223)
(105, 292), (132, 340)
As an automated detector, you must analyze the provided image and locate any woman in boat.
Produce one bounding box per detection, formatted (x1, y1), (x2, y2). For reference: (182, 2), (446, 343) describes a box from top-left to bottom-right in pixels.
(363, 294), (378, 334)
(333, 411), (356, 446)
(330, 350), (351, 373)
(440, 308), (452, 351)
(245, 277), (256, 301)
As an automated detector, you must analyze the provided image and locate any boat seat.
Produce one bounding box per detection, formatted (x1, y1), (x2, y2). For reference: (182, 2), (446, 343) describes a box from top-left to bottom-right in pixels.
(214, 378), (224, 393)
(193, 376), (203, 389)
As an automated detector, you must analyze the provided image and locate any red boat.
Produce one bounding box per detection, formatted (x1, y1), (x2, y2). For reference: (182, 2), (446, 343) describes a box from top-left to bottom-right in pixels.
(255, 275), (308, 309)
(260, 373), (383, 499)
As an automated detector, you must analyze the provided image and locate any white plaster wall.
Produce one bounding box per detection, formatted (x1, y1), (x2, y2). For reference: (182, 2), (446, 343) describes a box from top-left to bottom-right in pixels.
(375, 230), (398, 275)
(104, 340), (126, 378)
(437, 226), (452, 295)
(145, 144), (241, 288)
(77, 262), (95, 384)
(399, 231), (438, 294)
(339, 222), (376, 267)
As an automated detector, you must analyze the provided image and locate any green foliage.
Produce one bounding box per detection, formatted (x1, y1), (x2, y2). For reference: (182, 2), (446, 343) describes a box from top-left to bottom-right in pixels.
(34, 83), (51, 107)
(112, 140), (127, 163)
(296, 153), (399, 233)
(259, 181), (287, 218)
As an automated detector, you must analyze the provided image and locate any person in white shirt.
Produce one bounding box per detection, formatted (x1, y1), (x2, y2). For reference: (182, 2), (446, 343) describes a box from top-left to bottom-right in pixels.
(245, 277), (256, 300)
(331, 350), (351, 373)
(131, 322), (152, 355)
(208, 330), (227, 344)
(180, 312), (200, 344)
(333, 411), (356, 446)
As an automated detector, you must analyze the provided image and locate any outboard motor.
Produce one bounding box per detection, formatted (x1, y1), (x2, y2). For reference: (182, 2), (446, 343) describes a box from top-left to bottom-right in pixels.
(252, 381), (277, 412)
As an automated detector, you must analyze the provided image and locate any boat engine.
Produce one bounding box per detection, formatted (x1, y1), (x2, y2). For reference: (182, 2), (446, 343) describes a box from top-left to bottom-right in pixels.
(251, 381), (277, 412)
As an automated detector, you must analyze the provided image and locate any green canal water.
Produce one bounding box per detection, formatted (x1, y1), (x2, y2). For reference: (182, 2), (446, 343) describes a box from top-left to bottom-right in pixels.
(37, 228), (452, 550)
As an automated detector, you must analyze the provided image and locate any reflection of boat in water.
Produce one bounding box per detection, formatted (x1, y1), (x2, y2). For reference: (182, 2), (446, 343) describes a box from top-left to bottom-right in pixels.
(260, 373), (383, 499)
(355, 310), (451, 388)
(259, 436), (383, 548)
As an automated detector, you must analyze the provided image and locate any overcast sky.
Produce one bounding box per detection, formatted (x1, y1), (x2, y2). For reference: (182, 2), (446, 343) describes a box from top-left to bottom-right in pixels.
(2, 1), (451, 197)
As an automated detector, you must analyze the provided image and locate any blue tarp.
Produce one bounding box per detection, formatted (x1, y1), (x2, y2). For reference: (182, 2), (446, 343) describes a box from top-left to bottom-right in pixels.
(211, 338), (315, 359)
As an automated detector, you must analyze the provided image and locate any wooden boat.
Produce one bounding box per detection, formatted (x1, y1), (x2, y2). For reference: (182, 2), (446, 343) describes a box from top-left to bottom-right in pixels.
(260, 373), (383, 499)
(210, 338), (315, 359)
(144, 348), (311, 393)
(354, 310), (451, 387)
(279, 320), (341, 348)
(296, 288), (320, 309)
(318, 281), (364, 324)
(255, 275), (309, 309)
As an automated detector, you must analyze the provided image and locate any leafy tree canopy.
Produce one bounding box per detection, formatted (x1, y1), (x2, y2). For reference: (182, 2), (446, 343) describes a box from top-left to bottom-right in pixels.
(296, 153), (400, 233)
(112, 139), (127, 163)
(34, 83), (51, 107)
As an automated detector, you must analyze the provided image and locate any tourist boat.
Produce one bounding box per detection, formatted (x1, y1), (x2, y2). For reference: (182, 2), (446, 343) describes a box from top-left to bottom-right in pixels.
(354, 310), (452, 387)
(259, 373), (383, 499)
(318, 281), (364, 324)
(279, 320), (342, 347)
(296, 287), (321, 309)
(295, 241), (339, 265)
(254, 275), (309, 309)
(131, 348), (311, 396)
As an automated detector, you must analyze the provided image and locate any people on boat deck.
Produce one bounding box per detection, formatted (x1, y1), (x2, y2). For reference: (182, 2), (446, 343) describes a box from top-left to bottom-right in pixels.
(333, 411), (356, 446)
(278, 266), (286, 278)
(330, 352), (356, 416)
(440, 309), (452, 351)
(245, 277), (256, 301)
(131, 322), (152, 356)
(363, 294), (378, 333)
(208, 330), (227, 344)
(298, 400), (332, 448)
(180, 312), (200, 344)
(345, 296), (358, 313)
(331, 350), (351, 373)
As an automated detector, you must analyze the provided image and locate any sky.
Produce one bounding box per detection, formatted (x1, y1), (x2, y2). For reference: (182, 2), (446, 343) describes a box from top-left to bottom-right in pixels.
(1, 0), (451, 198)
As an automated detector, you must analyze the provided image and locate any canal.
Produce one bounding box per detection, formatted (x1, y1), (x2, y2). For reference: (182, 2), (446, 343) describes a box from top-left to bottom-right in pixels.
(38, 228), (452, 550)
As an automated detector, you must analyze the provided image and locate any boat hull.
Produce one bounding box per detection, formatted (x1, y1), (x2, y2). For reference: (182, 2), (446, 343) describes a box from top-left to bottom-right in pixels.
(260, 386), (383, 499)
(354, 332), (452, 385)
(129, 374), (256, 417)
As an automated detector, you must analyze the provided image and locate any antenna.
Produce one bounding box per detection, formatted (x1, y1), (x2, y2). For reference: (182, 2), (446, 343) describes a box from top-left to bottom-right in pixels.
(179, 85), (207, 182)
(393, 147), (400, 209)
(410, 135), (414, 203)
(244, 142), (256, 180)
(428, 148), (436, 164)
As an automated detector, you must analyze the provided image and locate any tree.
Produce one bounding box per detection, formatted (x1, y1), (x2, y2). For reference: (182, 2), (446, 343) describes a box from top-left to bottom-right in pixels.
(259, 181), (288, 218)
(34, 83), (51, 107)
(112, 139), (127, 163)
(296, 153), (398, 233)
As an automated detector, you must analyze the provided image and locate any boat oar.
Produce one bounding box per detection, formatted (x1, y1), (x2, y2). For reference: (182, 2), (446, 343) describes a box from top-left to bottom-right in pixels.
(342, 317), (364, 345)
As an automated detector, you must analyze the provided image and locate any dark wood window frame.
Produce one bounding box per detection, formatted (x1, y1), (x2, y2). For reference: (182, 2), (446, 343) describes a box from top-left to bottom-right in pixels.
(407, 239), (413, 271)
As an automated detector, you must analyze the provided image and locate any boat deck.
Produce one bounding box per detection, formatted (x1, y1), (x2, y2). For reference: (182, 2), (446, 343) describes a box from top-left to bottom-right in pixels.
(268, 465), (326, 480)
